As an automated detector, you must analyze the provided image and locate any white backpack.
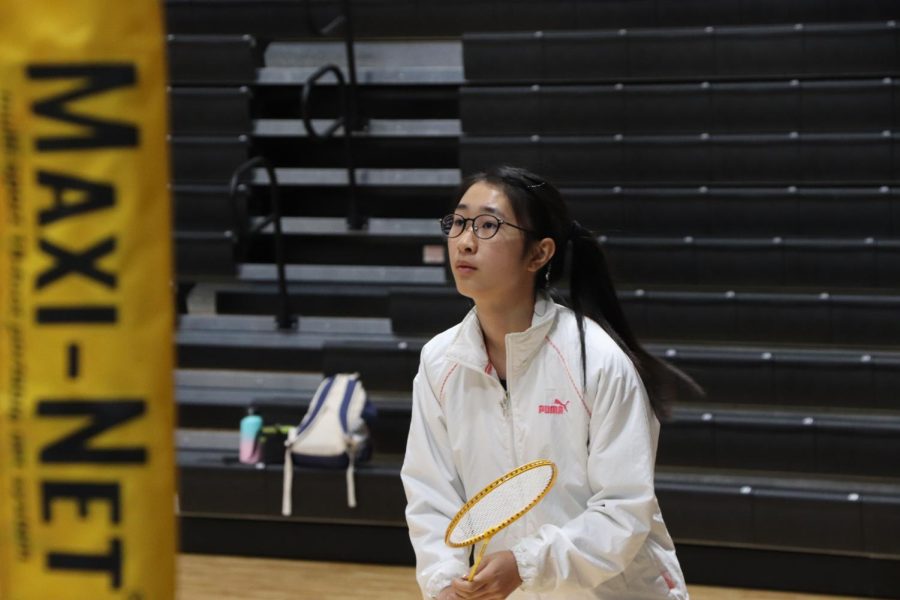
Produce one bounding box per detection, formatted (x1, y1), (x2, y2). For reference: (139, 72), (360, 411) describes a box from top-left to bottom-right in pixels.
(281, 373), (373, 516)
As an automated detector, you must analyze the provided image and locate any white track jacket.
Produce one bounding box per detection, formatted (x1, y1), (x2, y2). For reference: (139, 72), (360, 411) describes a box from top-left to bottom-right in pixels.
(401, 292), (688, 599)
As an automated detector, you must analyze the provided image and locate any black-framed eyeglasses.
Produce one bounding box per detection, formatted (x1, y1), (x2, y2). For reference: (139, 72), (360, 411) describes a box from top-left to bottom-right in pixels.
(439, 213), (537, 240)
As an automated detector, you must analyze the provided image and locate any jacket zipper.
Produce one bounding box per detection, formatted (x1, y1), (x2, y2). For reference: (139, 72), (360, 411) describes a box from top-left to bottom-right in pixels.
(501, 381), (525, 537)
(501, 385), (519, 467)
(477, 353), (519, 465)
(499, 345), (519, 468)
(500, 387), (510, 418)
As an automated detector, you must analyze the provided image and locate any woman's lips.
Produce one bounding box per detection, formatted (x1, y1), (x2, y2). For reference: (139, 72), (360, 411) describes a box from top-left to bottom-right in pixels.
(455, 263), (477, 274)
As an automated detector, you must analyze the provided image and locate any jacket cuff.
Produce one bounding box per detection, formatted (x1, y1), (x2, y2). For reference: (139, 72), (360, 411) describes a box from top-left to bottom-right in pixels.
(425, 563), (466, 599)
(511, 541), (540, 590)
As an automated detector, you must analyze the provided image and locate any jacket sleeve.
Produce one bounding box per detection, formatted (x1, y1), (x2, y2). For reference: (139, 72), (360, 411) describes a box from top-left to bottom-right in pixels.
(511, 355), (660, 593)
(401, 359), (470, 598)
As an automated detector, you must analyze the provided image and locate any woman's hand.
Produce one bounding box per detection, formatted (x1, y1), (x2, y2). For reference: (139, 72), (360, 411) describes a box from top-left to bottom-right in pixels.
(436, 587), (458, 600)
(446, 551), (522, 599)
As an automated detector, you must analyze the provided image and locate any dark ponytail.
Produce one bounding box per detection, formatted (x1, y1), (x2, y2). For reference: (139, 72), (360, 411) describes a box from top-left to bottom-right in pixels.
(457, 165), (702, 419)
(565, 221), (704, 418)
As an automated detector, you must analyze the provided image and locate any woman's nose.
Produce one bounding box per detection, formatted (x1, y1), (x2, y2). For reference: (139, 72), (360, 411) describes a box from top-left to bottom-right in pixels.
(454, 224), (478, 252)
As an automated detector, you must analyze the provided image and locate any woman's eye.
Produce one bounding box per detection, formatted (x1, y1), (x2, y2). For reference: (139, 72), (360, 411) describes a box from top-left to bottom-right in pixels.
(481, 221), (497, 230)
(453, 218), (466, 227)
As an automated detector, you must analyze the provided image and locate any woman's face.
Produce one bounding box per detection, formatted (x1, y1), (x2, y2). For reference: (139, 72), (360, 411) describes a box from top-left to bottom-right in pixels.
(447, 182), (535, 302)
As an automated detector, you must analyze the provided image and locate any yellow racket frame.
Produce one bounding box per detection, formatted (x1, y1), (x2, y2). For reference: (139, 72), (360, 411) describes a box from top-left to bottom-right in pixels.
(444, 459), (557, 581)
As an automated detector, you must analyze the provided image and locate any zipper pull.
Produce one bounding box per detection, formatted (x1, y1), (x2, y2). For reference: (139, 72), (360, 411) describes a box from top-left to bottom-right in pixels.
(501, 388), (511, 418)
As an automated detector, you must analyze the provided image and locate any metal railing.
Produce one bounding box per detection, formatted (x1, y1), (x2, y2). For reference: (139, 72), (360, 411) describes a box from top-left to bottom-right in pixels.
(220, 1), (363, 331)
(229, 156), (297, 330)
(302, 0), (364, 230)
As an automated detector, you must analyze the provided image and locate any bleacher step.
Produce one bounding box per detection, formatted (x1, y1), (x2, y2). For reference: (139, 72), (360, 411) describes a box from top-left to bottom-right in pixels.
(253, 118), (460, 138)
(177, 443), (900, 561)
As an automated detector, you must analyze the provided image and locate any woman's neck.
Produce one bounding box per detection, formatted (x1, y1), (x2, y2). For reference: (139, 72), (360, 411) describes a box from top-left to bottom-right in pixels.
(475, 291), (536, 374)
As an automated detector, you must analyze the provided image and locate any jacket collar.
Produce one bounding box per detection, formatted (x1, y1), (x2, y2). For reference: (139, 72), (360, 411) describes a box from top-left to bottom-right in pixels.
(444, 291), (558, 375)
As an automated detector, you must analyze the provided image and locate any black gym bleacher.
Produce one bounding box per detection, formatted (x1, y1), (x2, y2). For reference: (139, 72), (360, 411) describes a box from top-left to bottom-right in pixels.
(168, 1), (900, 596)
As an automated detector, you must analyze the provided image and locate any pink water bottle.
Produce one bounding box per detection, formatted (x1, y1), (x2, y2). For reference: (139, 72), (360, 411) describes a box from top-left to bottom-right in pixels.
(239, 408), (263, 464)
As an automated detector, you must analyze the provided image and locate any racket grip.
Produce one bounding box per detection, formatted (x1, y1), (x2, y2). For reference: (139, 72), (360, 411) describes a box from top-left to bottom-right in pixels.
(467, 538), (491, 581)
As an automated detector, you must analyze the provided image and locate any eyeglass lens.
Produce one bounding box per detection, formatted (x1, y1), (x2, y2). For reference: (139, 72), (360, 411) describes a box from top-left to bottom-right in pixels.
(441, 214), (502, 239)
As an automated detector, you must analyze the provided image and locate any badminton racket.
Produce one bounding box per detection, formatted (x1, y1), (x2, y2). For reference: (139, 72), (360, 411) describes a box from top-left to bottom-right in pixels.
(445, 459), (557, 581)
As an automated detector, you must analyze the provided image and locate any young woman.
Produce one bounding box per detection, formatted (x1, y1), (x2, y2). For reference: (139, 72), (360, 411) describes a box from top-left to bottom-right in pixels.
(401, 166), (697, 599)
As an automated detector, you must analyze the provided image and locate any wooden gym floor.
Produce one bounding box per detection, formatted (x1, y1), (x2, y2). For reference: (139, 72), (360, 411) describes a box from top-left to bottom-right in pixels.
(177, 554), (864, 600)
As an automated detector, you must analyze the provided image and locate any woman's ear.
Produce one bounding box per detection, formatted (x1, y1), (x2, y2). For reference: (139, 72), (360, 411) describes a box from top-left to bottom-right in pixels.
(527, 237), (556, 273)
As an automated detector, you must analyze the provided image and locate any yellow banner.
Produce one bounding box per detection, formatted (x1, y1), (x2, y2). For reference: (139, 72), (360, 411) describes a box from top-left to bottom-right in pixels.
(0, 1), (176, 598)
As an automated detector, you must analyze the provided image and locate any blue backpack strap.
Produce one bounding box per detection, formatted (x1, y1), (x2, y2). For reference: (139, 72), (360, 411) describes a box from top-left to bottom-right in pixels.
(338, 375), (359, 434)
(297, 375), (335, 436)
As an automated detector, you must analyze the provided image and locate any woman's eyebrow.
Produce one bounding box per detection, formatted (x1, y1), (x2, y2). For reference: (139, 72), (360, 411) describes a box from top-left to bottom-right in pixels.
(456, 203), (503, 216)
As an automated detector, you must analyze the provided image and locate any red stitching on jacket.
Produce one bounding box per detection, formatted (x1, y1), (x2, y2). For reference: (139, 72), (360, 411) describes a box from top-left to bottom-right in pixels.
(661, 569), (676, 590)
(438, 363), (459, 406)
(545, 336), (590, 416)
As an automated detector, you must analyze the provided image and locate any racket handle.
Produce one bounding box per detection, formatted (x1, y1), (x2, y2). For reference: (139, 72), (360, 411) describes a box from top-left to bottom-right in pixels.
(467, 538), (491, 581)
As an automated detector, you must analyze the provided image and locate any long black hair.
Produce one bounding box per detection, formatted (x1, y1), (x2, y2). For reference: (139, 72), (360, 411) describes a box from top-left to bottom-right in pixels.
(455, 165), (702, 419)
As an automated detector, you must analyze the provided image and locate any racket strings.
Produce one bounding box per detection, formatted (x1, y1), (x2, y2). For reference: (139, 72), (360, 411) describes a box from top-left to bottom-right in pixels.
(447, 465), (554, 545)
